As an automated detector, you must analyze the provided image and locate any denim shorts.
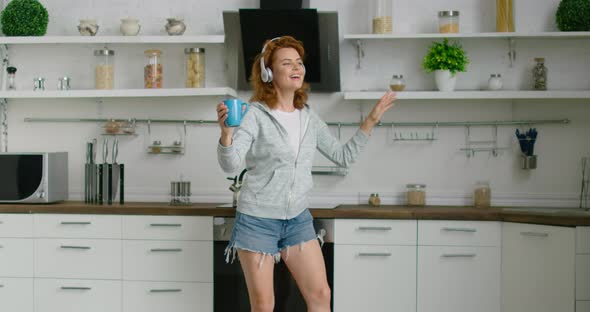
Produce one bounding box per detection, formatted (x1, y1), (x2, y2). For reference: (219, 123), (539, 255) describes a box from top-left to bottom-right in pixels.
(224, 209), (317, 267)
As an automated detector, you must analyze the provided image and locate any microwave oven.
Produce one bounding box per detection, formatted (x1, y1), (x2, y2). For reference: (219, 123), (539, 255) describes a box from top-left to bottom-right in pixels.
(0, 152), (68, 203)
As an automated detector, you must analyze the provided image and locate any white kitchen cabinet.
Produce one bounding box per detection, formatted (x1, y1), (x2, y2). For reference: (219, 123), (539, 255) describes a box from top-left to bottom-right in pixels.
(0, 277), (33, 312)
(34, 278), (121, 312)
(0, 214), (33, 237)
(122, 281), (213, 312)
(0, 238), (34, 277)
(577, 226), (590, 311)
(418, 220), (501, 247)
(34, 214), (121, 239)
(502, 222), (575, 312)
(334, 219), (417, 312)
(578, 301), (590, 312)
(122, 215), (212, 240)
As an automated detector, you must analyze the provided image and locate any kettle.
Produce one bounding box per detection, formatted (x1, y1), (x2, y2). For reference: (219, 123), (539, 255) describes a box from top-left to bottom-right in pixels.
(227, 169), (248, 208)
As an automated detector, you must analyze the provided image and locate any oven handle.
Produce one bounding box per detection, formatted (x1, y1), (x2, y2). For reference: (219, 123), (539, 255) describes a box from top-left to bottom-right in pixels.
(316, 228), (326, 247)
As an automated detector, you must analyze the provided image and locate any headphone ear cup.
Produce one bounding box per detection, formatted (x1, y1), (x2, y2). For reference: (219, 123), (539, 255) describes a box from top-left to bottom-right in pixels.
(266, 67), (273, 82)
(260, 57), (269, 83)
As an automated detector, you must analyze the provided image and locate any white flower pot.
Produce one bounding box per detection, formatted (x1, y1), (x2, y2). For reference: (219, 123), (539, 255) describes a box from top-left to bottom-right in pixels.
(434, 70), (457, 91)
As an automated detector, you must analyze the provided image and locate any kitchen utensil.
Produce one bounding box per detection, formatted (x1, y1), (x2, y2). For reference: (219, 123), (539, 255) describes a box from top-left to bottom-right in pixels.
(582, 157), (589, 209)
(99, 138), (108, 205)
(119, 163), (124, 204)
(85, 142), (91, 203)
(111, 137), (119, 203)
(91, 138), (97, 204)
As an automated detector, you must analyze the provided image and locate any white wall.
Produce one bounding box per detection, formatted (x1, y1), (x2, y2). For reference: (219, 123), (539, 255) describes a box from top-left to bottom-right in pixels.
(1, 0), (589, 207)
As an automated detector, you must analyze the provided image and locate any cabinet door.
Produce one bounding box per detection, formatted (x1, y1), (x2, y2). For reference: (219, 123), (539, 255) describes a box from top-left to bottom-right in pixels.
(417, 246), (500, 312)
(334, 244), (416, 312)
(34, 279), (121, 312)
(502, 222), (575, 312)
(0, 278), (33, 312)
(578, 301), (590, 312)
(577, 255), (590, 300)
(123, 281), (212, 312)
(0, 214), (33, 237)
(0, 238), (33, 277)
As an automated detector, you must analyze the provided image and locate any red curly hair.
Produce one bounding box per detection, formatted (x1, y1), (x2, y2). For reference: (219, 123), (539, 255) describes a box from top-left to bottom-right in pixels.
(249, 36), (309, 110)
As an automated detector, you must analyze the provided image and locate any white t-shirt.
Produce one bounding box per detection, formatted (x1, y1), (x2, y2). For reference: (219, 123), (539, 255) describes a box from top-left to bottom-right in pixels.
(271, 109), (301, 156)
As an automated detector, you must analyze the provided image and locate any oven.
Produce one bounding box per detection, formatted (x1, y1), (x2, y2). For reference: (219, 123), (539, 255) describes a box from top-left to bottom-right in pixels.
(213, 216), (334, 312)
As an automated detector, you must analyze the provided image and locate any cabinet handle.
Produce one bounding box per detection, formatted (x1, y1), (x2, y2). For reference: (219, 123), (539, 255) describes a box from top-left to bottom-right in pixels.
(520, 231), (549, 237)
(442, 227), (477, 233)
(61, 286), (91, 290)
(0, 245), (4, 248)
(150, 248), (183, 252)
(150, 289), (182, 293)
(60, 245), (91, 250)
(358, 252), (392, 257)
(0, 221), (4, 224)
(60, 221), (92, 225)
(0, 284), (4, 288)
(150, 223), (182, 227)
(357, 226), (392, 231)
(441, 253), (477, 258)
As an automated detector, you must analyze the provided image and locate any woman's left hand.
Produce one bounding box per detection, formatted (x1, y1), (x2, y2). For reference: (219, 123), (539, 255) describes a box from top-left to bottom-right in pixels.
(361, 90), (397, 134)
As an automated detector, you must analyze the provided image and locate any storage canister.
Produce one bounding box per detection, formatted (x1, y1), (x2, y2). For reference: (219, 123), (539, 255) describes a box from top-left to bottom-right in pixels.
(406, 184), (426, 206)
(185, 48), (205, 88)
(144, 49), (163, 88)
(438, 10), (460, 33)
(94, 48), (115, 89)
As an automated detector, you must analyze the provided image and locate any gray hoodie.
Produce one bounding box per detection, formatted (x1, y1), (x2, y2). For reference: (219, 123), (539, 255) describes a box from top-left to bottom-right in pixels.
(217, 102), (369, 219)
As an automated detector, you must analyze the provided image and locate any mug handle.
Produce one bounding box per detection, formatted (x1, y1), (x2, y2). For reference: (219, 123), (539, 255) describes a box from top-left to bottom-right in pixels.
(242, 102), (249, 115)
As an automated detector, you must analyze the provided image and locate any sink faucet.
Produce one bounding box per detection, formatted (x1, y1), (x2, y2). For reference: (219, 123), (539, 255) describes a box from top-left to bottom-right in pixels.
(227, 169), (247, 208)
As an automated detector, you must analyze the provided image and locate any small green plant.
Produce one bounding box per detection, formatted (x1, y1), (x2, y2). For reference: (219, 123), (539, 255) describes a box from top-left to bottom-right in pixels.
(1, 0), (49, 36)
(422, 39), (469, 76)
(556, 0), (590, 31)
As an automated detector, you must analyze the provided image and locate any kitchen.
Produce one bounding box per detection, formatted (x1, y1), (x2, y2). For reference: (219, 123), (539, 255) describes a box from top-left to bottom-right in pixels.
(0, 0), (589, 311)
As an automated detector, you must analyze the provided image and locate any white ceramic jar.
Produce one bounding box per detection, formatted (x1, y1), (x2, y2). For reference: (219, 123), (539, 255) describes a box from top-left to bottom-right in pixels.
(488, 74), (503, 90)
(120, 18), (141, 36)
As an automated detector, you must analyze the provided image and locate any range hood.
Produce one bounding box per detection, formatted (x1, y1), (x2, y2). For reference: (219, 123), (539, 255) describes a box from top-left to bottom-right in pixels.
(223, 9), (340, 92)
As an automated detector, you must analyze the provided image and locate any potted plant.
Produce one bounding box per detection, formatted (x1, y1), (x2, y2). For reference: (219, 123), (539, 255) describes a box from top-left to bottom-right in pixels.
(422, 38), (469, 91)
(1, 0), (49, 36)
(556, 0), (590, 31)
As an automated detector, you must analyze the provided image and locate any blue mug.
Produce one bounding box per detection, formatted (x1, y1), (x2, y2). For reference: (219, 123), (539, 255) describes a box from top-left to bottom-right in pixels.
(224, 98), (249, 127)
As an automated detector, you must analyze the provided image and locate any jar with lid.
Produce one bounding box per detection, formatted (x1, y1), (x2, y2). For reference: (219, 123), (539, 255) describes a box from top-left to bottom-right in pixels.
(371, 0), (392, 34)
(94, 48), (115, 90)
(185, 48), (205, 88)
(6, 66), (16, 90)
(368, 193), (381, 207)
(406, 184), (426, 206)
(438, 10), (460, 33)
(473, 181), (491, 208)
(532, 58), (547, 90)
(144, 49), (163, 88)
(390, 74), (406, 91)
(488, 74), (503, 90)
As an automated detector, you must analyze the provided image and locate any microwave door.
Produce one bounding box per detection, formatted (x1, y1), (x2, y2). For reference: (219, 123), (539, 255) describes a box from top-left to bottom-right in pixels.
(0, 155), (43, 201)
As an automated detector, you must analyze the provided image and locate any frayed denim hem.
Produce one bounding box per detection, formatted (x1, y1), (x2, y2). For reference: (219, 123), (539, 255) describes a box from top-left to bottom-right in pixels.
(224, 243), (281, 270)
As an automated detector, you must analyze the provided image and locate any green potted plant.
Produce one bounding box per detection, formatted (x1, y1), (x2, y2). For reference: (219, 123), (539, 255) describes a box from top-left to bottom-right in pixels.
(422, 38), (469, 91)
(1, 0), (49, 36)
(556, 0), (590, 31)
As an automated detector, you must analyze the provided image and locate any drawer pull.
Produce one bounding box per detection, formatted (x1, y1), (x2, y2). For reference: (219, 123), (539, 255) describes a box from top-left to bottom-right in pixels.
(150, 289), (182, 293)
(442, 253), (477, 258)
(60, 221), (92, 225)
(150, 223), (182, 227)
(358, 252), (392, 257)
(60, 245), (91, 250)
(442, 227), (477, 233)
(0, 245), (4, 248)
(520, 231), (549, 237)
(61, 286), (92, 290)
(150, 248), (183, 252)
(0, 221), (4, 224)
(357, 226), (392, 231)
(0, 284), (4, 288)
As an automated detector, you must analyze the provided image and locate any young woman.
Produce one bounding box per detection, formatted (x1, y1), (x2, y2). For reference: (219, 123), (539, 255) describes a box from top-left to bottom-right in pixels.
(217, 36), (396, 312)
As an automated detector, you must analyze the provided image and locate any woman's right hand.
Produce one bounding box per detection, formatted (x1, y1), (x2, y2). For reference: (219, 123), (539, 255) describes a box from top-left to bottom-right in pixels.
(217, 102), (233, 146)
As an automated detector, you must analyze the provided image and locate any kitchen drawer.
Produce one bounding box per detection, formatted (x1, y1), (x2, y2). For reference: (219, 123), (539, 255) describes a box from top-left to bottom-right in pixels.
(35, 278), (121, 312)
(0, 278), (33, 312)
(35, 238), (121, 279)
(34, 214), (121, 239)
(577, 255), (590, 300)
(578, 301), (590, 312)
(123, 240), (212, 282)
(417, 246), (501, 312)
(123, 281), (213, 312)
(578, 227), (590, 254)
(122, 216), (212, 240)
(0, 238), (33, 277)
(334, 219), (416, 245)
(0, 214), (33, 237)
(418, 220), (501, 247)
(334, 244), (416, 312)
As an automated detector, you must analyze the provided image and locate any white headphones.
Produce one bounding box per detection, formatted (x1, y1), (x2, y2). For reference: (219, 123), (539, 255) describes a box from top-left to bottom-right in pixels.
(259, 36), (305, 83)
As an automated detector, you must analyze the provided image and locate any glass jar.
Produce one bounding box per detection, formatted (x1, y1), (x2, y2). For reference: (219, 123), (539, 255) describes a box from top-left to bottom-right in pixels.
(94, 48), (115, 90)
(144, 49), (163, 89)
(6, 66), (16, 90)
(474, 181), (491, 208)
(33, 77), (45, 91)
(368, 193), (381, 207)
(371, 0), (392, 34)
(438, 10), (460, 33)
(488, 74), (503, 90)
(406, 184), (426, 206)
(185, 48), (205, 88)
(389, 74), (406, 91)
(532, 57), (547, 91)
(496, 0), (514, 32)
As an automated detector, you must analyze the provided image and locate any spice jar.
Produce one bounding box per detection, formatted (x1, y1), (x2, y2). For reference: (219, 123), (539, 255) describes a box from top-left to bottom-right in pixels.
(6, 66), (16, 90)
(368, 193), (381, 207)
(185, 48), (205, 88)
(144, 49), (163, 88)
(406, 184), (426, 206)
(474, 181), (491, 208)
(390, 74), (406, 91)
(532, 58), (547, 91)
(33, 77), (45, 91)
(371, 0), (392, 34)
(438, 11), (460, 33)
(94, 48), (115, 90)
(488, 74), (503, 90)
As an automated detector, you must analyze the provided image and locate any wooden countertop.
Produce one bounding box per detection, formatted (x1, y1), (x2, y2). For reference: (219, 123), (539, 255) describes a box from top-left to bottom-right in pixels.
(0, 202), (589, 227)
